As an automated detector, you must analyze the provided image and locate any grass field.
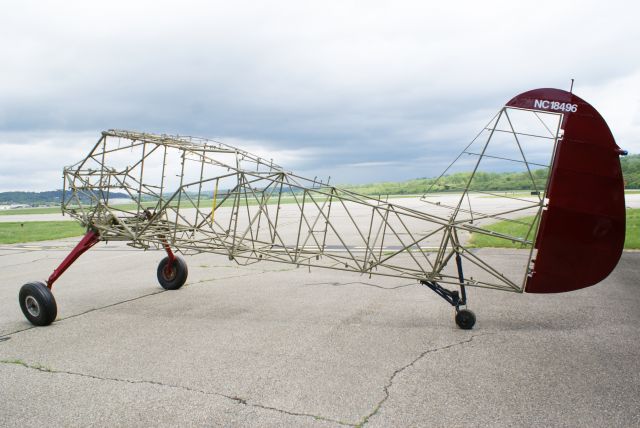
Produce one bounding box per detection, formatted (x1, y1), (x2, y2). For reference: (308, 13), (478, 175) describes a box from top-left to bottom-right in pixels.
(469, 216), (538, 249)
(626, 209), (640, 248)
(0, 221), (86, 244)
(470, 208), (639, 249)
(0, 210), (637, 248)
(0, 206), (62, 215)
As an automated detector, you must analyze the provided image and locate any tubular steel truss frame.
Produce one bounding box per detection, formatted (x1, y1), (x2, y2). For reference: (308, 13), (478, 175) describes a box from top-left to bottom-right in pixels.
(62, 106), (562, 295)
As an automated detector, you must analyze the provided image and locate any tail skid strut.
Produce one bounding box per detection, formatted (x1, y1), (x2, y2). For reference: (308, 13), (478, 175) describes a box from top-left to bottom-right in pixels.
(421, 253), (475, 329)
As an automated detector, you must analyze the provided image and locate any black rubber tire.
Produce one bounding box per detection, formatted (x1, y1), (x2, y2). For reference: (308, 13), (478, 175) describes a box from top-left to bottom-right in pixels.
(157, 256), (188, 290)
(455, 309), (476, 330)
(18, 282), (57, 326)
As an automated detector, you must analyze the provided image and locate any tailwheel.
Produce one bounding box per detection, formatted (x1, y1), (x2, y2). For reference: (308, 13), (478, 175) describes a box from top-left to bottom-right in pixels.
(455, 308), (476, 330)
(19, 282), (57, 326)
(157, 256), (188, 290)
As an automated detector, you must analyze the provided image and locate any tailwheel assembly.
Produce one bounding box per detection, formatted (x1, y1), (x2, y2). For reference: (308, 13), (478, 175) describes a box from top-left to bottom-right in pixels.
(421, 252), (477, 330)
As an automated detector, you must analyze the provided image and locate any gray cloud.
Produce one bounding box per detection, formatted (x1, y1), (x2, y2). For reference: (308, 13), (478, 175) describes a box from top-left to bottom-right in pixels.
(1, 0), (639, 191)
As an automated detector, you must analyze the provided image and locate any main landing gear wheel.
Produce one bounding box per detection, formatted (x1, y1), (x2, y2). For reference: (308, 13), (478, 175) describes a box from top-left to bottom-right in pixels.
(19, 282), (57, 326)
(455, 309), (476, 330)
(157, 256), (188, 290)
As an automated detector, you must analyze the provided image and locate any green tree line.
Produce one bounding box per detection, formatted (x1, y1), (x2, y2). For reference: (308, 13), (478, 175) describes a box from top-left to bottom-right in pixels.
(621, 153), (640, 188)
(1, 155), (638, 204)
(343, 153), (640, 195)
(0, 190), (129, 206)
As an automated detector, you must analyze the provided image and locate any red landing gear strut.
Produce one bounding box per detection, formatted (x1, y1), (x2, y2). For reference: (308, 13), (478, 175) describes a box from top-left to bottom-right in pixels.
(18, 229), (100, 326)
(17, 230), (189, 327)
(47, 230), (101, 289)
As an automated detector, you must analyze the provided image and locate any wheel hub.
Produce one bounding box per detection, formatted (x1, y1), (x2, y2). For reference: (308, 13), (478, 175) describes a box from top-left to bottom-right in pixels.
(163, 265), (176, 281)
(25, 296), (40, 317)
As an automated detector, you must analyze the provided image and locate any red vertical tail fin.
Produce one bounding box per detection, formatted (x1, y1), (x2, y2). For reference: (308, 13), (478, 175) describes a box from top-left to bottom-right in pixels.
(506, 88), (626, 294)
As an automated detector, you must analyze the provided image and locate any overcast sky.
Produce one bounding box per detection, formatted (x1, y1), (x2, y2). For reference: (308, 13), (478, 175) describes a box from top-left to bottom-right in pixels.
(1, 0), (638, 191)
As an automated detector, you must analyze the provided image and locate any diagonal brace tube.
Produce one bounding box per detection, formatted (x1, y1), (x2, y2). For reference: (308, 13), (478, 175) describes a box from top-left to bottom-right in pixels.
(47, 229), (101, 289)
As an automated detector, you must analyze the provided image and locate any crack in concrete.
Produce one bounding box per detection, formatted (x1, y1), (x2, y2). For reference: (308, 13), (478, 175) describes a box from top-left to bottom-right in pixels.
(1, 266), (292, 340)
(56, 290), (167, 323)
(306, 281), (415, 290)
(189, 270), (276, 286)
(1, 258), (487, 426)
(356, 333), (490, 427)
(0, 290), (168, 339)
(188, 266), (297, 287)
(0, 325), (37, 339)
(0, 332), (491, 426)
(0, 359), (354, 427)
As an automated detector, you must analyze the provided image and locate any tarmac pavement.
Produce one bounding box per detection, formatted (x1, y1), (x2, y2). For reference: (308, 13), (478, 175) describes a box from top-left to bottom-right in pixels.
(0, 237), (638, 427)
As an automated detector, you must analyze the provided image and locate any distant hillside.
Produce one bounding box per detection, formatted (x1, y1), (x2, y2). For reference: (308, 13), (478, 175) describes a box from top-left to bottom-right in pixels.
(342, 169), (550, 196)
(0, 190), (129, 206)
(342, 153), (640, 195)
(2, 154), (637, 203)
